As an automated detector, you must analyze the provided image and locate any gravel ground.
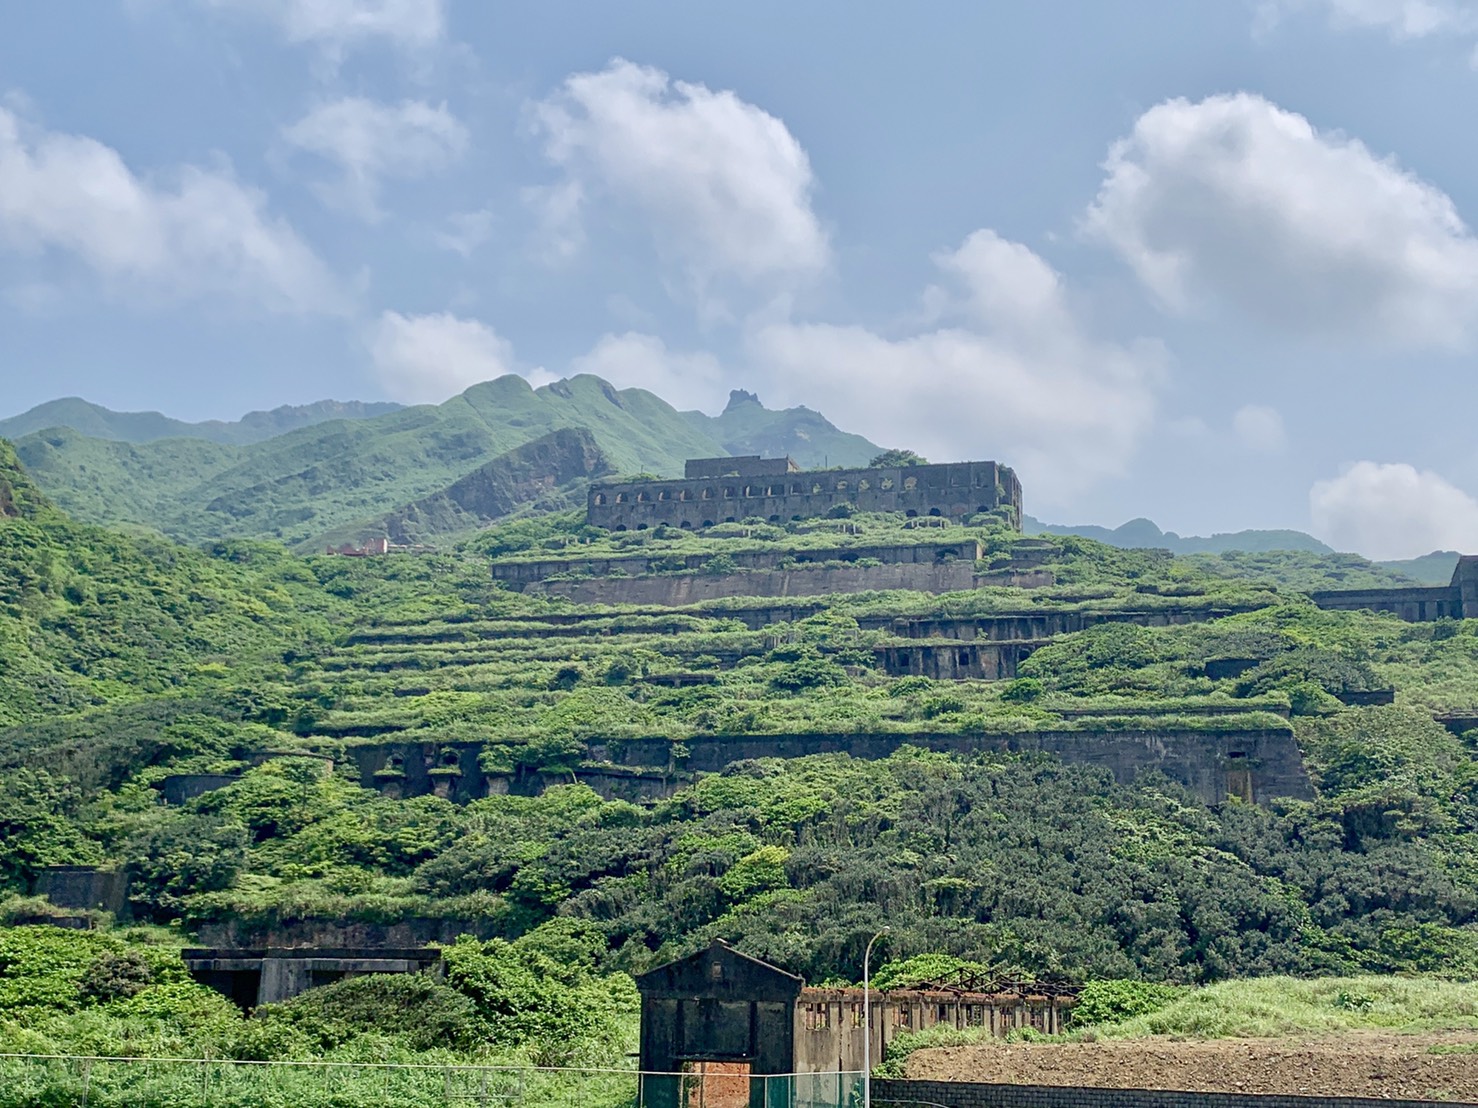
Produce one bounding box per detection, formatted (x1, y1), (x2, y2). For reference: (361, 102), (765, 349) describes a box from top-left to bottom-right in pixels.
(903, 1032), (1478, 1100)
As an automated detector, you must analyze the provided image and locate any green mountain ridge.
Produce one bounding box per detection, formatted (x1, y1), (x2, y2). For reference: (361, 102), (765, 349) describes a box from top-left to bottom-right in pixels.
(10, 375), (886, 549)
(0, 396), (402, 446)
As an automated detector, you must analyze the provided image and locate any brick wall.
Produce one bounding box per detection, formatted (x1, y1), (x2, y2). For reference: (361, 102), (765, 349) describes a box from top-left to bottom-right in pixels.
(872, 1080), (1474, 1108)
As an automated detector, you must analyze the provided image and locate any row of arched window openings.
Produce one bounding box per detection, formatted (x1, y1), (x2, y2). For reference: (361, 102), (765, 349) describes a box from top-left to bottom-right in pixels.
(593, 475), (924, 507)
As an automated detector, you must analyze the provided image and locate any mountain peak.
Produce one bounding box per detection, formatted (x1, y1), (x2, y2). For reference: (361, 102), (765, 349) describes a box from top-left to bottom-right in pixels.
(723, 389), (763, 414)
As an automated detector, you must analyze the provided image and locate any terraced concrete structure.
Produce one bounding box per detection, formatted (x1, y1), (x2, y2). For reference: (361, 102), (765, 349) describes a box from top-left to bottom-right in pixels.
(1312, 555), (1478, 621)
(587, 456), (1022, 531)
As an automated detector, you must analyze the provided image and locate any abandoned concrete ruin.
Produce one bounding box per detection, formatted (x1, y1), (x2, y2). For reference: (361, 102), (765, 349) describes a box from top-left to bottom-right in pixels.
(635, 939), (1074, 1106)
(183, 947), (440, 1008)
(1313, 555), (1478, 621)
(587, 456), (1022, 532)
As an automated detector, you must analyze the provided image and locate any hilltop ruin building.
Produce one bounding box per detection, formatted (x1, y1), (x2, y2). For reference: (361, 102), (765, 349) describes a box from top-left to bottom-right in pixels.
(1313, 556), (1478, 622)
(587, 456), (1022, 532)
(634, 939), (1074, 1106)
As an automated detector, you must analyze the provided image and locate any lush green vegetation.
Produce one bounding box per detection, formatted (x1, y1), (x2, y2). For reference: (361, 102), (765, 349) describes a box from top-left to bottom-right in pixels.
(12, 376), (882, 549)
(4, 434), (1478, 1098)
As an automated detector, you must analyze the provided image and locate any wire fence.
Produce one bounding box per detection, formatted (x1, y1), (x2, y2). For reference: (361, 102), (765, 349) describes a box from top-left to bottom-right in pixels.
(0, 1054), (866, 1108)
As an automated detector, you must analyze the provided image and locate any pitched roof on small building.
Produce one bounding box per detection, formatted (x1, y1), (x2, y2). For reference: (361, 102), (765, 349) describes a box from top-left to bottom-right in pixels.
(635, 939), (804, 1003)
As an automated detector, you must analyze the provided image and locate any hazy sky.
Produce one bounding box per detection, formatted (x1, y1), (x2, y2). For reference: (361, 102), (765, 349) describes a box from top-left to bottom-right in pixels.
(4, 1), (1478, 555)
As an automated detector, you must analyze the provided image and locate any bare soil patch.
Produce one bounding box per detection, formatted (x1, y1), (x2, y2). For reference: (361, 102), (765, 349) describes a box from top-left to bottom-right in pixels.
(904, 1031), (1478, 1101)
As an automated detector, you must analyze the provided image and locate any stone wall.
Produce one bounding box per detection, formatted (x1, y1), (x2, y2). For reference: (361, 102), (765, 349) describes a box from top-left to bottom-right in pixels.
(350, 725), (1311, 811)
(588, 459), (1021, 531)
(871, 1083), (1474, 1108)
(1311, 554), (1478, 622)
(36, 866), (129, 915)
(524, 563), (1053, 605)
(859, 606), (1255, 642)
(491, 539), (984, 584)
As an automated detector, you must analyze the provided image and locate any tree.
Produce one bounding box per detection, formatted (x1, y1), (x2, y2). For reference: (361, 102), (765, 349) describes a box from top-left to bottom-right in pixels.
(869, 449), (928, 467)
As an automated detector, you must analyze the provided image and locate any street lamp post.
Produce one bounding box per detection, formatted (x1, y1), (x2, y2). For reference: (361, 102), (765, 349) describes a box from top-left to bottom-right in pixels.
(862, 927), (890, 1108)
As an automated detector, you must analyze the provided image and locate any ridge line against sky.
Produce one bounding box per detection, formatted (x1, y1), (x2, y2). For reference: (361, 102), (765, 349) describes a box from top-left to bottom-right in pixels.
(3, 0), (1478, 557)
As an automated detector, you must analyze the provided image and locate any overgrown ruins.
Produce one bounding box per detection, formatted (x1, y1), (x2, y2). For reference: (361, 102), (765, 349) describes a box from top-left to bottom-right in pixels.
(587, 455), (1023, 531)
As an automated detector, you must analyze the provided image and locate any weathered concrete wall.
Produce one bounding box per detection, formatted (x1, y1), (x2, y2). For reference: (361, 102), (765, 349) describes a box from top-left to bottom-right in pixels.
(491, 540), (984, 584)
(184, 947), (440, 1008)
(350, 726), (1310, 809)
(525, 564), (1053, 605)
(871, 1082), (1478, 1108)
(591, 727), (1311, 807)
(858, 606), (1256, 642)
(589, 460), (1021, 531)
(1311, 554), (1478, 622)
(156, 773), (243, 805)
(193, 916), (500, 949)
(795, 988), (1071, 1076)
(1310, 585), (1458, 622)
(875, 640), (1043, 680)
(36, 866), (129, 915)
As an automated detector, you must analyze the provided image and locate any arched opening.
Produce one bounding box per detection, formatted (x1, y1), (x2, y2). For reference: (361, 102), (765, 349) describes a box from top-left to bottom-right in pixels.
(658, 490), (671, 501)
(637, 491), (651, 503)
(593, 493), (607, 506)
(701, 488), (713, 500)
(636, 523), (649, 531)
(616, 492), (629, 503)
(906, 509), (918, 518)
(768, 515), (781, 523)
(928, 508), (942, 517)
(725, 516), (736, 524)
(679, 520), (693, 529)
(903, 477), (918, 491)
(615, 524), (628, 532)
(791, 514), (803, 521)
(702, 519), (715, 528)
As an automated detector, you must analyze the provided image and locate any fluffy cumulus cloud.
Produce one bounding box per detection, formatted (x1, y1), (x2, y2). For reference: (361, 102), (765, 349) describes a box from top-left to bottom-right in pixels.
(1232, 404), (1287, 453)
(529, 58), (829, 291)
(193, 0), (443, 52)
(1310, 461), (1478, 559)
(749, 230), (1163, 507)
(368, 311), (552, 404)
(1260, 0), (1476, 39)
(0, 106), (345, 314)
(570, 332), (725, 412)
(1085, 93), (1478, 348)
(283, 98), (468, 220)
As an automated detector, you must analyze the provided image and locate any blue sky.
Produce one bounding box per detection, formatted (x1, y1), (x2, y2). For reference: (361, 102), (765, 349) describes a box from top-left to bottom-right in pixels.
(4, 1), (1478, 556)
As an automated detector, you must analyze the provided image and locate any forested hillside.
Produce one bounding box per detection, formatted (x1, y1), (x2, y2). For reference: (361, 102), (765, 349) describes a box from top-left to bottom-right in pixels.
(9, 376), (884, 550)
(5, 440), (1478, 1102)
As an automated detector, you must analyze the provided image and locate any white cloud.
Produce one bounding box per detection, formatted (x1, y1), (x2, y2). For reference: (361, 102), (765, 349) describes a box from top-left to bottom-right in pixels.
(1232, 404), (1287, 452)
(571, 332), (725, 412)
(749, 229), (1164, 508)
(1085, 93), (1478, 348)
(1310, 461), (1478, 559)
(283, 98), (467, 220)
(193, 0), (443, 52)
(529, 58), (828, 292)
(433, 208), (494, 257)
(1259, 0), (1476, 39)
(368, 310), (552, 404)
(0, 105), (345, 314)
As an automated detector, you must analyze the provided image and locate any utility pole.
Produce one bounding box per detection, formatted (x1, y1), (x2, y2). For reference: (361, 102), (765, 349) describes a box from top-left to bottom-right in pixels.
(863, 927), (890, 1108)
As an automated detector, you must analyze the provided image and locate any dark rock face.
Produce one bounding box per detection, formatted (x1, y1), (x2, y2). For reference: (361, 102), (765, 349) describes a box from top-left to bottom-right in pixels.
(374, 427), (611, 543)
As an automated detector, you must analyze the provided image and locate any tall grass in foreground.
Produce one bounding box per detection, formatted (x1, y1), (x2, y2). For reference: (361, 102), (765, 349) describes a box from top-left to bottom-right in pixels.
(875, 976), (1478, 1077)
(1103, 976), (1478, 1039)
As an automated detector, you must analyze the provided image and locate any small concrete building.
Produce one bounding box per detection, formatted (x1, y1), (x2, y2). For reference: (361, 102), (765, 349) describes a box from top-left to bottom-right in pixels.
(634, 940), (1075, 1106)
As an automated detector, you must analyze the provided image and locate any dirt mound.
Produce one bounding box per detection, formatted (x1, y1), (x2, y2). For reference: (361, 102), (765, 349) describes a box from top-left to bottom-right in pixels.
(904, 1031), (1478, 1100)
